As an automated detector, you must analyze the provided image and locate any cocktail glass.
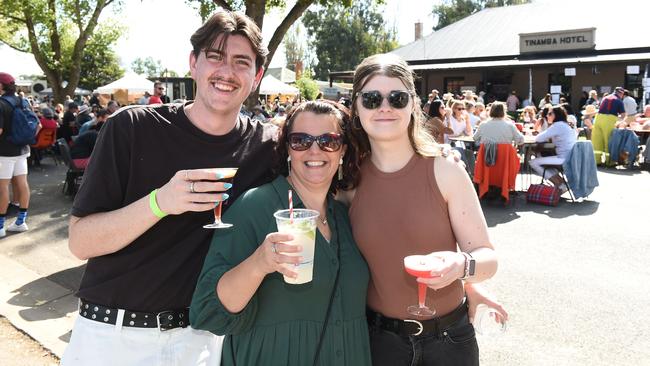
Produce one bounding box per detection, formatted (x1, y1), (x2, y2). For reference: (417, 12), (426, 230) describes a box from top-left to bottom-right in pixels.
(404, 255), (442, 317)
(203, 168), (238, 229)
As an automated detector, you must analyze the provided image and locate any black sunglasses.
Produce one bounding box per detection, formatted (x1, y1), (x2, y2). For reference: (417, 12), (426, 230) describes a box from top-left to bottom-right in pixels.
(357, 90), (411, 109)
(288, 132), (344, 152)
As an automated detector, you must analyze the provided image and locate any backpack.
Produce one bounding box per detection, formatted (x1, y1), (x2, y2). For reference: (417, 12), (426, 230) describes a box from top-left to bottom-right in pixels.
(0, 95), (39, 146)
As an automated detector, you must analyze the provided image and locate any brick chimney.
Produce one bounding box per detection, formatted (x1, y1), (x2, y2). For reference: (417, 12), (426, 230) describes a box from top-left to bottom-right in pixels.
(415, 21), (423, 41)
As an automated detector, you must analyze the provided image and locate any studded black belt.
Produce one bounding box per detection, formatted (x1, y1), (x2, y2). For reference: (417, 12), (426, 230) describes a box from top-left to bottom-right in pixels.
(78, 299), (190, 331)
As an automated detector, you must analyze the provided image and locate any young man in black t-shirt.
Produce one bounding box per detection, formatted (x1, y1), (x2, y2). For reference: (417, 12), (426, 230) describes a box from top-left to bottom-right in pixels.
(62, 11), (273, 366)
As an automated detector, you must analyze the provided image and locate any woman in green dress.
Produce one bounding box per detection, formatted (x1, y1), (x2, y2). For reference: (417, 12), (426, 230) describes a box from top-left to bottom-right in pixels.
(190, 100), (371, 366)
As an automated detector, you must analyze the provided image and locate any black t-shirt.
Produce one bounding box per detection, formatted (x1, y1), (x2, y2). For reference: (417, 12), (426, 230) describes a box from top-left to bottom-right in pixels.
(72, 102), (277, 312)
(62, 110), (76, 125)
(70, 130), (98, 159)
(0, 95), (29, 156)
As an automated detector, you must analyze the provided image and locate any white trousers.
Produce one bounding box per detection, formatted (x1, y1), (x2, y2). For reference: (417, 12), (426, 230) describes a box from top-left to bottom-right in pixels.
(529, 155), (565, 180)
(61, 315), (223, 366)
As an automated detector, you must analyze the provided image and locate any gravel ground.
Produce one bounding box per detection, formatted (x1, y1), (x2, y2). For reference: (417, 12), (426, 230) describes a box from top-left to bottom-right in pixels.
(0, 316), (59, 365)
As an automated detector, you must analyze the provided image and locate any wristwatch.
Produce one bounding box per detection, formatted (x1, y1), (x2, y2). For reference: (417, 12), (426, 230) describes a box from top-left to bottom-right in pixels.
(460, 252), (476, 280)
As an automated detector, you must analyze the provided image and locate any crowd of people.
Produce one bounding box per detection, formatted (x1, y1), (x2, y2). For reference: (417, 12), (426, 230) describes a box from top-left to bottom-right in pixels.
(416, 85), (649, 192)
(2, 7), (648, 366)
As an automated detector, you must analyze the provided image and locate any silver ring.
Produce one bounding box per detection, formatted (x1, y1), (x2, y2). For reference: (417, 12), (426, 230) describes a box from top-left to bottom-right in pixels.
(271, 243), (277, 254)
(189, 181), (195, 193)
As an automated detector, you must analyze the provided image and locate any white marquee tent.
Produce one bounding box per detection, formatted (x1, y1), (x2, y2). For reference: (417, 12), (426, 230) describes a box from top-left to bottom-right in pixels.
(259, 74), (299, 95)
(95, 72), (154, 94)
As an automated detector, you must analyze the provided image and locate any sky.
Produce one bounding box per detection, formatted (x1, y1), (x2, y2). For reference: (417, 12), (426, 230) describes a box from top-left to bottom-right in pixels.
(0, 0), (438, 80)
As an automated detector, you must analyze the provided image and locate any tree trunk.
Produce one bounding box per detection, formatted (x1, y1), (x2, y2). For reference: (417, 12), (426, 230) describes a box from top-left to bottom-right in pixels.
(243, 0), (314, 109)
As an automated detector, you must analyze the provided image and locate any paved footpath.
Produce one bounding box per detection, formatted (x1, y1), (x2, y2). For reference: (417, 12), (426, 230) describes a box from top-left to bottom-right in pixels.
(0, 157), (649, 365)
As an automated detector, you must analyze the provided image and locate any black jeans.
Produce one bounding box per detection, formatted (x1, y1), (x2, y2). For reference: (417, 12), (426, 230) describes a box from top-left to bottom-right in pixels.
(369, 311), (479, 366)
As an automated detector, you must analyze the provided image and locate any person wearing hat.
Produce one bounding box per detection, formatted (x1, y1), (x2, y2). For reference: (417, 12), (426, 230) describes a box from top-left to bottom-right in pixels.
(0, 72), (32, 237)
(591, 86), (626, 166)
(580, 104), (598, 140)
(75, 104), (92, 129)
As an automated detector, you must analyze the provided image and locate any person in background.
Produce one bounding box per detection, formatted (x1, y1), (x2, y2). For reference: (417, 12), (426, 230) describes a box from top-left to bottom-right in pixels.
(465, 100), (481, 129)
(529, 105), (577, 194)
(106, 100), (119, 114)
(473, 102), (524, 145)
(148, 81), (168, 104)
(506, 90), (519, 115)
(444, 99), (472, 144)
(426, 99), (453, 144)
(580, 104), (598, 140)
(538, 93), (552, 109)
(475, 102), (487, 124)
(78, 109), (109, 135)
(622, 89), (638, 124)
(592, 86), (626, 166)
(137, 91), (151, 105)
(70, 111), (108, 169)
(535, 104), (552, 133)
(75, 104), (93, 129)
(586, 89), (599, 107)
(0, 72), (32, 237)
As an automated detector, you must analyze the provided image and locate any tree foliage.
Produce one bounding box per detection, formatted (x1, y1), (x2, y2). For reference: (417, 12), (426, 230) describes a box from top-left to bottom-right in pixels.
(302, 0), (397, 80)
(283, 23), (305, 72)
(294, 69), (319, 100)
(66, 21), (124, 90)
(433, 0), (530, 30)
(131, 57), (165, 77)
(0, 0), (121, 102)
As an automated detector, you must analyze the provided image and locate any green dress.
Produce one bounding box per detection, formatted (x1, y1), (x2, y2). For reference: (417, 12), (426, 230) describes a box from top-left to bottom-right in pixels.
(190, 176), (371, 366)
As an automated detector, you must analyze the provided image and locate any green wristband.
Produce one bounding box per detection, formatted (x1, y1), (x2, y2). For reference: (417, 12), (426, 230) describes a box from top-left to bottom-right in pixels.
(149, 189), (168, 218)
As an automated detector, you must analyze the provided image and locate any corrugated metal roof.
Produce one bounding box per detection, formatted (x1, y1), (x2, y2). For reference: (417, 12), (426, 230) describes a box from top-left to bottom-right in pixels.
(392, 0), (650, 62)
(409, 52), (650, 70)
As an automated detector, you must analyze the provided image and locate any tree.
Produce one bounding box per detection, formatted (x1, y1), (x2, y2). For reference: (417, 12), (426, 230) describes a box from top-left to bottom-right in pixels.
(433, 0), (530, 30)
(294, 69), (319, 100)
(302, 0), (398, 80)
(131, 57), (165, 77)
(65, 21), (125, 91)
(283, 23), (305, 72)
(0, 0), (122, 103)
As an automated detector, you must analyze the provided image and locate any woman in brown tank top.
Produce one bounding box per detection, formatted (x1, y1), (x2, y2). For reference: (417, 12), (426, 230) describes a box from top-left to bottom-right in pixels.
(339, 53), (505, 366)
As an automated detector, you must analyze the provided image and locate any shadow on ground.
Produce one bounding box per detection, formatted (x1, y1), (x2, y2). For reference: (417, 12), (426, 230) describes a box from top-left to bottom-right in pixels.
(481, 192), (600, 227)
(7, 265), (85, 321)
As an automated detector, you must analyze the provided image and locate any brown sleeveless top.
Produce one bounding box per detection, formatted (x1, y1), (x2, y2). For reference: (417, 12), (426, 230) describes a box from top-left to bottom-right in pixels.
(349, 154), (464, 319)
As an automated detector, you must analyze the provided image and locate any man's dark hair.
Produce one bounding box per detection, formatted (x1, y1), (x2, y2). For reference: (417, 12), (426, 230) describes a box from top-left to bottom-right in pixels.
(551, 105), (568, 122)
(0, 81), (16, 95)
(96, 109), (110, 118)
(190, 9), (268, 71)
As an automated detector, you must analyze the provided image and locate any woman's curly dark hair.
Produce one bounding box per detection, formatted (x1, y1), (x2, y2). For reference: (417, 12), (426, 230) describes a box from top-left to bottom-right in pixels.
(274, 100), (361, 193)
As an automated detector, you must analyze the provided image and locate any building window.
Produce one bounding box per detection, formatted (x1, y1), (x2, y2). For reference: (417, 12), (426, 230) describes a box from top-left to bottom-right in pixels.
(444, 77), (464, 96)
(625, 66), (645, 104)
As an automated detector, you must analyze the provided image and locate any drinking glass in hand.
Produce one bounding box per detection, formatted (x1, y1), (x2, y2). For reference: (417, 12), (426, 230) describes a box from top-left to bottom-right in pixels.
(203, 168), (238, 229)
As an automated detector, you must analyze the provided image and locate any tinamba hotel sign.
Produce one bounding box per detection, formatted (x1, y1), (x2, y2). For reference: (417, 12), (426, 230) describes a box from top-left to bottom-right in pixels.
(519, 28), (595, 54)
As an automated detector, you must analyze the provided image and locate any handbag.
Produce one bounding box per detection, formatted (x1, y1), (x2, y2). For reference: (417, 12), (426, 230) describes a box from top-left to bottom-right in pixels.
(526, 183), (560, 206)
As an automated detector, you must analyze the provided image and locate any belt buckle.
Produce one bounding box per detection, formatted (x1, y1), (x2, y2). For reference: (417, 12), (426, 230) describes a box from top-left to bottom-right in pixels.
(156, 310), (174, 332)
(404, 319), (424, 336)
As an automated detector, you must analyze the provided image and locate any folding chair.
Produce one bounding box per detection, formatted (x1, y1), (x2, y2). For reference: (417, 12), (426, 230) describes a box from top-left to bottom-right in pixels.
(56, 138), (85, 196)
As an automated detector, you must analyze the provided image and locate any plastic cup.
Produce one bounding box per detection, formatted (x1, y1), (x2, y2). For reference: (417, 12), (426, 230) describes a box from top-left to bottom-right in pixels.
(273, 209), (319, 284)
(473, 304), (507, 336)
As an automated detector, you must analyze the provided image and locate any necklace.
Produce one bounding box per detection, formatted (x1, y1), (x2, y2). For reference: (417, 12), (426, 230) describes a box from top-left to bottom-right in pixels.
(320, 215), (328, 225)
